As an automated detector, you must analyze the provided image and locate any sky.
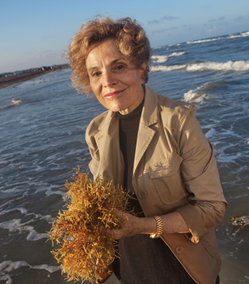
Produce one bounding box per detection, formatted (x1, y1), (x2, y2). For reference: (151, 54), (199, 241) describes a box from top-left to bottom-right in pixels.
(1, 0), (249, 73)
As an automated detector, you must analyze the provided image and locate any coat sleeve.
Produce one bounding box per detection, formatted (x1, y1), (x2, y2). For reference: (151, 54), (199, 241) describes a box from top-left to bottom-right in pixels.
(174, 105), (227, 242)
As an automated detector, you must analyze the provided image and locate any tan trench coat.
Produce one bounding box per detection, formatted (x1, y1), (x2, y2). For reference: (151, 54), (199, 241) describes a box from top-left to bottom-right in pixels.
(85, 85), (227, 284)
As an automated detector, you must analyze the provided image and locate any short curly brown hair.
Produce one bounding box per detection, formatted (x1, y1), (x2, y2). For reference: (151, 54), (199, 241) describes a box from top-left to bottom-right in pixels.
(67, 16), (151, 94)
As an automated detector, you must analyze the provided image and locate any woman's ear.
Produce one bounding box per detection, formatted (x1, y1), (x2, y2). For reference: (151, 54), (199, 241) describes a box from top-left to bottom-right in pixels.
(140, 61), (148, 84)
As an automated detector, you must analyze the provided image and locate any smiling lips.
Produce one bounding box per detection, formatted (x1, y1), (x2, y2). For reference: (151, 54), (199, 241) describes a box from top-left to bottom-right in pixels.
(104, 89), (126, 98)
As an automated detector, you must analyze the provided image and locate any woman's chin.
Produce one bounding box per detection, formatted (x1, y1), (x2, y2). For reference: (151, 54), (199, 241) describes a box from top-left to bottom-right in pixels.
(105, 104), (127, 114)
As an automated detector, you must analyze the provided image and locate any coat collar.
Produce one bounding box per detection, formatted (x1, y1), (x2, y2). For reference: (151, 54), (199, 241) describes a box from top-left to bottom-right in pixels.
(96, 85), (158, 131)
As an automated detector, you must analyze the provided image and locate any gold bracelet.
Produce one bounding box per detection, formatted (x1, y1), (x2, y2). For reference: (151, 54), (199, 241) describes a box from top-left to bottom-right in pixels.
(150, 216), (163, 238)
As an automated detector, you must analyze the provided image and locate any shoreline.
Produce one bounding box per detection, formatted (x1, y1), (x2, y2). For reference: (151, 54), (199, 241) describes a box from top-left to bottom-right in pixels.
(0, 64), (69, 89)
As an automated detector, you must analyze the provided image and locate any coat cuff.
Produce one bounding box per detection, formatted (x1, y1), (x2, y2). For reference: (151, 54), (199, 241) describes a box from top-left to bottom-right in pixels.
(175, 204), (206, 243)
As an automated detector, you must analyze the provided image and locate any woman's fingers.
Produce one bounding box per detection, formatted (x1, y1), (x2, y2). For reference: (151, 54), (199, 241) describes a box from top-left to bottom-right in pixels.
(106, 227), (125, 240)
(104, 209), (140, 239)
(112, 208), (126, 219)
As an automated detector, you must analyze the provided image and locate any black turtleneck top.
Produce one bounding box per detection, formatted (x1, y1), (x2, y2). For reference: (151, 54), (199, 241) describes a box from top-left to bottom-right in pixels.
(117, 99), (144, 216)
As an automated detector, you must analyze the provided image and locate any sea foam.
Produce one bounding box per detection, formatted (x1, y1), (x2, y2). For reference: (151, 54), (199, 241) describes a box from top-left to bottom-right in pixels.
(187, 37), (222, 44)
(187, 30), (249, 44)
(151, 52), (186, 63)
(229, 31), (249, 39)
(0, 260), (61, 284)
(182, 81), (224, 103)
(151, 55), (168, 63)
(186, 60), (249, 72)
(151, 60), (249, 72)
(183, 90), (209, 103)
(151, 64), (186, 72)
(205, 128), (216, 139)
(0, 218), (49, 241)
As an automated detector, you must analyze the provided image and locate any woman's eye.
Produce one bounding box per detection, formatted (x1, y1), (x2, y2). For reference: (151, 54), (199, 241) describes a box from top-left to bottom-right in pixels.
(116, 65), (124, 70)
(92, 71), (101, 77)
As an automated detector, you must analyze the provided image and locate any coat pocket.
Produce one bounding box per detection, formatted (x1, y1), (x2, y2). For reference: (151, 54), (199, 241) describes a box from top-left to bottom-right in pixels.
(148, 153), (185, 205)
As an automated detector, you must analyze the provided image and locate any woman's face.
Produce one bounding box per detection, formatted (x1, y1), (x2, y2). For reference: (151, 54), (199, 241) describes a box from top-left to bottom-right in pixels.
(86, 38), (147, 115)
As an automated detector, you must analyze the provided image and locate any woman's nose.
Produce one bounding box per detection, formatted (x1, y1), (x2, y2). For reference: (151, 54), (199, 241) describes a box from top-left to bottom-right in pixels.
(102, 70), (117, 87)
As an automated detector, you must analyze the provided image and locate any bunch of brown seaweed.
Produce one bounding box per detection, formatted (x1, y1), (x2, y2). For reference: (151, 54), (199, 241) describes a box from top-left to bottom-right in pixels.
(48, 167), (130, 283)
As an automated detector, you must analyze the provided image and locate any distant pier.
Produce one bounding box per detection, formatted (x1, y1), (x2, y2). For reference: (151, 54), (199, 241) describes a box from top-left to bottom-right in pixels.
(0, 64), (69, 89)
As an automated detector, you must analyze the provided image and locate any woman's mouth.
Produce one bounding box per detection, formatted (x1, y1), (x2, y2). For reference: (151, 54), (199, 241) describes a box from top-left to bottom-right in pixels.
(104, 89), (125, 98)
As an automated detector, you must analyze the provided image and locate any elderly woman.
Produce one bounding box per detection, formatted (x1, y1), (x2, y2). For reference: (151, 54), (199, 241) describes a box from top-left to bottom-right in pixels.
(68, 17), (227, 284)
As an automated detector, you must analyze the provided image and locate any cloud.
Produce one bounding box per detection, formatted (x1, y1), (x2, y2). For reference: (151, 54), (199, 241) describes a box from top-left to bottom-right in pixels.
(233, 15), (248, 22)
(148, 15), (180, 24)
(207, 26), (217, 33)
(205, 14), (248, 35)
(218, 16), (226, 21)
(151, 27), (178, 35)
(209, 16), (226, 23)
(183, 24), (193, 30)
(161, 15), (180, 21)
(148, 19), (161, 24)
(42, 49), (55, 54)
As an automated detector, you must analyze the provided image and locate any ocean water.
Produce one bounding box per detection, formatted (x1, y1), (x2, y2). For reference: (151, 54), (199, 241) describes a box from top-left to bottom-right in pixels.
(0, 30), (249, 284)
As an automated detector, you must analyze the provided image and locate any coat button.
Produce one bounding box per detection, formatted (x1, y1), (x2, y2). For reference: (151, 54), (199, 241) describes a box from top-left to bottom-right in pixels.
(176, 246), (184, 254)
(191, 236), (199, 243)
(138, 190), (147, 199)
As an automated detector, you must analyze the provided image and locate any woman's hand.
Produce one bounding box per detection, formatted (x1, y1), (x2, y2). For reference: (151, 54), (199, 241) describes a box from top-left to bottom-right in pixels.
(106, 209), (148, 240)
(106, 209), (190, 240)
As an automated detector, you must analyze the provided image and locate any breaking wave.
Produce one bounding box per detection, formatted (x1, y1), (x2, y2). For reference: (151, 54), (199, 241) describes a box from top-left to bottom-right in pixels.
(151, 52), (186, 63)
(151, 55), (169, 63)
(187, 37), (222, 44)
(183, 81), (226, 103)
(228, 31), (249, 39)
(187, 30), (249, 44)
(183, 83), (211, 103)
(151, 64), (186, 72)
(151, 60), (249, 72)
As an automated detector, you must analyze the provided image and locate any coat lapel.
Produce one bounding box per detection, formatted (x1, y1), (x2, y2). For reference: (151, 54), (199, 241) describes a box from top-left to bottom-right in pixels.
(133, 86), (158, 175)
(94, 111), (124, 186)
